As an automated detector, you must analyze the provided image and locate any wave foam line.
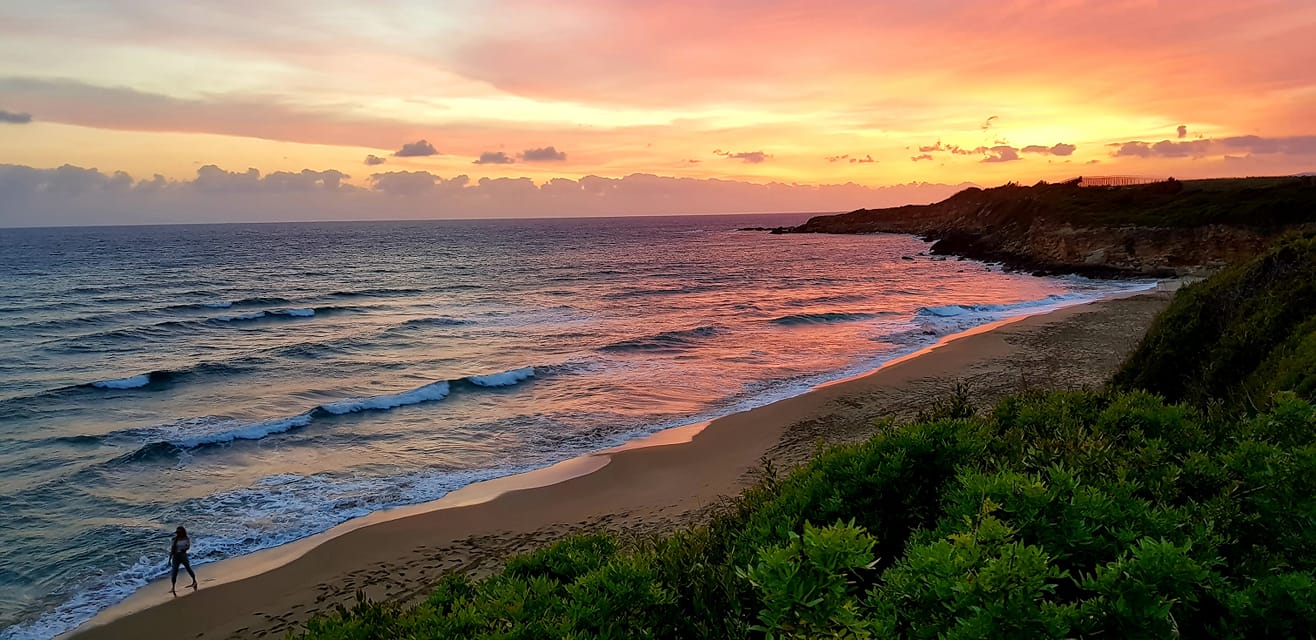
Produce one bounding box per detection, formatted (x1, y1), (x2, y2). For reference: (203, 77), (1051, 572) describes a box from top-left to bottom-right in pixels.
(319, 381), (451, 414)
(96, 367), (539, 459)
(90, 374), (151, 390)
(466, 366), (535, 387)
(769, 311), (883, 325)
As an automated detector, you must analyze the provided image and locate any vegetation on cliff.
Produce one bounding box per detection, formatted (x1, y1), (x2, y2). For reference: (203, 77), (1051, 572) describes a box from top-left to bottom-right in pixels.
(297, 241), (1316, 639)
(783, 176), (1316, 276)
(1115, 231), (1316, 408)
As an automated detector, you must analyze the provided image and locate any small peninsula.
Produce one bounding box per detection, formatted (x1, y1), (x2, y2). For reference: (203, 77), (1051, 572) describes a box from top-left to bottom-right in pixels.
(777, 176), (1316, 277)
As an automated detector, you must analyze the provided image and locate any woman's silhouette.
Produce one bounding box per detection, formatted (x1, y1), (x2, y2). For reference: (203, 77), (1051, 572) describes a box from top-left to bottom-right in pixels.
(169, 526), (197, 595)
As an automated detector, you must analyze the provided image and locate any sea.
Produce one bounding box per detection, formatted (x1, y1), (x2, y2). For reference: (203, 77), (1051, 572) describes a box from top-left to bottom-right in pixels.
(0, 214), (1156, 638)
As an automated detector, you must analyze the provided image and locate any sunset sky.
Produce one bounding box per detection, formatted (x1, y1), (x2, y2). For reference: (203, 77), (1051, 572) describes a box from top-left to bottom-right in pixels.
(2, 0), (1315, 224)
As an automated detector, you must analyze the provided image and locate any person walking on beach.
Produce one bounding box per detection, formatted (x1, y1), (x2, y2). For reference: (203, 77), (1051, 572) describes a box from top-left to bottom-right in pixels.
(169, 526), (198, 595)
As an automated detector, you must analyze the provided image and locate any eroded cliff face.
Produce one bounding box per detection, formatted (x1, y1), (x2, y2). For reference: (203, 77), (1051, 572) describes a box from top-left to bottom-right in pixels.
(927, 222), (1272, 277)
(779, 180), (1315, 277)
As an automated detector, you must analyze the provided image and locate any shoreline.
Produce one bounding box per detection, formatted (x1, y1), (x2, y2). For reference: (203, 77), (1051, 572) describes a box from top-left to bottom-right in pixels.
(65, 284), (1176, 640)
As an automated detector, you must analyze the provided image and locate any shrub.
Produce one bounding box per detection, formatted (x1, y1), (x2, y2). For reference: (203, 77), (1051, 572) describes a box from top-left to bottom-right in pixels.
(741, 520), (879, 639)
(1114, 230), (1316, 409)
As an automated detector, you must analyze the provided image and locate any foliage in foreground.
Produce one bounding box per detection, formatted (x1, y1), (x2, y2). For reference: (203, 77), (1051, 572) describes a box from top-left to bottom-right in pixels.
(297, 390), (1316, 639)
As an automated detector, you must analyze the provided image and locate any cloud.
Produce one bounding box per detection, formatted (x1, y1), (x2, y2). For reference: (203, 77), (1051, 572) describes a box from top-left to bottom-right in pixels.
(0, 78), (430, 149)
(394, 139), (438, 157)
(1114, 135), (1316, 159)
(1219, 135), (1316, 155)
(1177, 125), (1188, 139)
(1050, 143), (1077, 156)
(1112, 139), (1211, 158)
(0, 110), (32, 124)
(1112, 141), (1153, 158)
(826, 153), (874, 164)
(981, 116), (998, 131)
(714, 149), (771, 163)
(191, 165), (350, 192)
(474, 151), (516, 164)
(1151, 139), (1211, 157)
(1020, 143), (1076, 156)
(0, 163), (974, 227)
(370, 171), (440, 196)
(918, 142), (943, 152)
(364, 154), (386, 166)
(910, 153), (934, 162)
(520, 146), (567, 162)
(981, 145), (1020, 163)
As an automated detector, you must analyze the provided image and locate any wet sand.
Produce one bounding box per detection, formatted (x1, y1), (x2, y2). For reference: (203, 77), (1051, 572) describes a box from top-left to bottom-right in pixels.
(70, 287), (1174, 640)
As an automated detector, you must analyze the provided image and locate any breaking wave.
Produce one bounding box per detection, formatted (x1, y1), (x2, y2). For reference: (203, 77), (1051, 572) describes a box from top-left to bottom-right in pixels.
(600, 326), (723, 352)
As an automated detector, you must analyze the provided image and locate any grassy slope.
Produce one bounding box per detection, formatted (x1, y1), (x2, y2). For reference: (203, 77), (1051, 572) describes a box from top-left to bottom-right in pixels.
(801, 177), (1316, 232)
(1114, 231), (1316, 407)
(297, 238), (1316, 640)
(1028, 177), (1316, 228)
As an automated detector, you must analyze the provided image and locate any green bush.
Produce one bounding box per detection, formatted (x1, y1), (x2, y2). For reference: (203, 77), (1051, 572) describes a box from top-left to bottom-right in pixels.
(741, 520), (878, 639)
(1114, 230), (1316, 409)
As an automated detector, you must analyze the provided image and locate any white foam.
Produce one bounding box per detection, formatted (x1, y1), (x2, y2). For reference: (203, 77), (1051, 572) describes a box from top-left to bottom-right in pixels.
(318, 381), (451, 415)
(467, 367), (535, 387)
(202, 301), (233, 309)
(91, 374), (150, 389)
(0, 550), (165, 640)
(173, 414), (315, 448)
(214, 311), (266, 322)
(279, 308), (315, 317)
(0, 464), (543, 640)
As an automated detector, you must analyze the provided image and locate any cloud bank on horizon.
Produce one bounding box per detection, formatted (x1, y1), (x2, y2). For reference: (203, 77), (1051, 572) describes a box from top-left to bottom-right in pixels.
(1, 0), (1314, 224)
(0, 163), (973, 227)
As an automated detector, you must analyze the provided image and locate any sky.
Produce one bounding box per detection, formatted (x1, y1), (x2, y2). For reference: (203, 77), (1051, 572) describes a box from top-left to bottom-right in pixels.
(2, 0), (1315, 225)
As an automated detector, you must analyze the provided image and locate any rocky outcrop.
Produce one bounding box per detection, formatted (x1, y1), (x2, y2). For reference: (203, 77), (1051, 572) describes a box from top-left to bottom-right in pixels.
(776, 178), (1316, 277)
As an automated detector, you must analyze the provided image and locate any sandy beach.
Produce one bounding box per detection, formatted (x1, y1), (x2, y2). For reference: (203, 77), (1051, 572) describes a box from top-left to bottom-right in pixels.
(70, 288), (1174, 640)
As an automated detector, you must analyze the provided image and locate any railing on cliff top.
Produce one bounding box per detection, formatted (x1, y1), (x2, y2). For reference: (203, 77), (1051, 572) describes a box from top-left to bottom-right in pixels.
(1075, 176), (1171, 187)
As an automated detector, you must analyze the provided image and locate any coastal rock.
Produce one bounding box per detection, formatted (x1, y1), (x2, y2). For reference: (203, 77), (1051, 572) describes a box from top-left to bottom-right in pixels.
(782, 178), (1316, 276)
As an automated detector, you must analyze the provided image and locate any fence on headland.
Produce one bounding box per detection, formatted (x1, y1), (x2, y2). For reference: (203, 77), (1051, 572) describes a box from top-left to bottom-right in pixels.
(1074, 176), (1171, 187)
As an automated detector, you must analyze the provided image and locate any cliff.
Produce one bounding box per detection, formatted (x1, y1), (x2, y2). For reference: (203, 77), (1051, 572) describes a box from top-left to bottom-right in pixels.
(778, 177), (1316, 276)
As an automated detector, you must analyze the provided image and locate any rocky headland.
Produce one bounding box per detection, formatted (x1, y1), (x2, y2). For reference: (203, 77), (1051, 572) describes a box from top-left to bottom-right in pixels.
(774, 176), (1316, 276)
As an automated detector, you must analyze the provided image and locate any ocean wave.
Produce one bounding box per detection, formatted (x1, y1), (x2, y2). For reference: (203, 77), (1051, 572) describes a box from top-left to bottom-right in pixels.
(602, 285), (718, 300)
(154, 296), (292, 311)
(231, 296), (292, 307)
(0, 361), (257, 410)
(318, 381), (451, 414)
(466, 366), (535, 387)
(398, 316), (475, 329)
(208, 306), (351, 323)
(600, 326), (723, 352)
(782, 293), (872, 307)
(92, 367), (540, 461)
(119, 414), (318, 459)
(89, 374), (152, 389)
(769, 311), (883, 325)
(915, 293), (1092, 319)
(327, 287), (424, 298)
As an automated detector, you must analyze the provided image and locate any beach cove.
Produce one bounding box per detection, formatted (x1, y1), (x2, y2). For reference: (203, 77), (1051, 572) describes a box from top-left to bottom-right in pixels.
(70, 286), (1176, 640)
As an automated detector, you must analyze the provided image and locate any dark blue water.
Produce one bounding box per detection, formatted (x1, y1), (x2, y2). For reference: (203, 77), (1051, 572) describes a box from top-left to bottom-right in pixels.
(0, 215), (1154, 638)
